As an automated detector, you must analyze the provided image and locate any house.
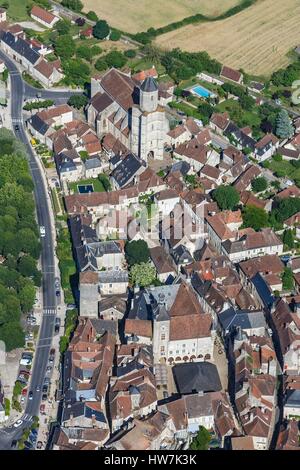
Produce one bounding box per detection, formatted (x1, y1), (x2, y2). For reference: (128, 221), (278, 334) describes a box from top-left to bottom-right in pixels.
(220, 65), (243, 84)
(56, 149), (83, 183)
(222, 228), (283, 263)
(79, 271), (99, 317)
(30, 6), (59, 29)
(240, 191), (272, 212)
(276, 185), (300, 199)
(206, 210), (243, 252)
(150, 246), (176, 283)
(153, 189), (180, 216)
(218, 306), (267, 337)
(124, 319), (152, 345)
(238, 255), (284, 293)
(88, 70), (170, 161)
(209, 112), (230, 135)
(283, 389), (300, 419)
(84, 157), (104, 179)
(254, 134), (279, 162)
(200, 165), (222, 184)
(33, 58), (64, 87)
(172, 362), (222, 394)
(0, 31), (41, 73)
(110, 153), (144, 190)
(98, 270), (128, 296)
(99, 296), (126, 321)
(276, 420), (300, 450)
(224, 122), (256, 152)
(27, 104), (73, 144)
(173, 138), (219, 173)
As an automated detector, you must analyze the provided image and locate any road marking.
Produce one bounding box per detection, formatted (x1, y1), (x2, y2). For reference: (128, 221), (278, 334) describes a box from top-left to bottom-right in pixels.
(43, 308), (56, 315)
(36, 343), (51, 349)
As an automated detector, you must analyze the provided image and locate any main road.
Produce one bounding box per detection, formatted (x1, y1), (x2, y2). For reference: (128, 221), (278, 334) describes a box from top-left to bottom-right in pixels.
(0, 51), (71, 449)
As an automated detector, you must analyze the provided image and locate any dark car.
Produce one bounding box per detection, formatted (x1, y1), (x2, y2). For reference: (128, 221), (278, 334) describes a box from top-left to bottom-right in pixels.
(28, 391), (33, 400)
(75, 17), (85, 26)
(14, 124), (19, 131)
(42, 385), (48, 394)
(11, 440), (18, 448)
(55, 290), (60, 297)
(41, 393), (48, 401)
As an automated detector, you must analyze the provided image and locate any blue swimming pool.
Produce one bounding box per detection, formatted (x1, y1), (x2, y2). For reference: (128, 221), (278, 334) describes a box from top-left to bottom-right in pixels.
(191, 85), (215, 98)
(78, 184), (94, 193)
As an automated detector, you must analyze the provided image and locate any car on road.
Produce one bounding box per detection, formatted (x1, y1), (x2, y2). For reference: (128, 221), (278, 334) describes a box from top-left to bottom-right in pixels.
(44, 377), (50, 385)
(13, 419), (23, 428)
(14, 124), (19, 131)
(36, 385), (40, 392)
(28, 391), (33, 400)
(41, 393), (48, 401)
(55, 290), (60, 297)
(11, 440), (18, 448)
(46, 365), (52, 374)
(54, 317), (61, 333)
(42, 384), (48, 394)
(40, 226), (46, 238)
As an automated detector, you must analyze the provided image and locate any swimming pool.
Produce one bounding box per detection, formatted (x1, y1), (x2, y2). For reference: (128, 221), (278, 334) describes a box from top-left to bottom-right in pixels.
(191, 85), (215, 98)
(78, 184), (94, 194)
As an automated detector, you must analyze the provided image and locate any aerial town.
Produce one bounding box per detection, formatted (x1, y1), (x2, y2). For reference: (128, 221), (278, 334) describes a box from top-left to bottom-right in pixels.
(0, 0), (300, 455)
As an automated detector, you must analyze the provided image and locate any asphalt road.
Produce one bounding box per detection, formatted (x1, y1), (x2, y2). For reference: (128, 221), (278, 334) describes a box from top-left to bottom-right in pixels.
(0, 51), (59, 449)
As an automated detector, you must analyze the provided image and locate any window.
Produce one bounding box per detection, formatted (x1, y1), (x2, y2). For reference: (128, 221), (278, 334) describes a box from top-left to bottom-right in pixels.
(161, 333), (165, 340)
(151, 95), (154, 101)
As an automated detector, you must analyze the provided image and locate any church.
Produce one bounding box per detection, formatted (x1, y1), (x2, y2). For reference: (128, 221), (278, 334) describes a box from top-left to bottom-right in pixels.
(87, 68), (170, 161)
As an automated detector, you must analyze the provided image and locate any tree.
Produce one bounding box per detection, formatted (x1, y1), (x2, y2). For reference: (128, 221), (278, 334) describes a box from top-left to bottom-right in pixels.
(197, 102), (214, 125)
(68, 94), (88, 109)
(125, 240), (150, 267)
(110, 30), (121, 41)
(61, 0), (83, 12)
(56, 19), (71, 35)
(239, 93), (255, 110)
(104, 51), (127, 69)
(86, 10), (98, 21)
(0, 322), (24, 351)
(275, 109), (294, 139)
(124, 49), (136, 58)
(283, 229), (294, 249)
(190, 426), (211, 450)
(93, 20), (110, 40)
(54, 35), (75, 59)
(212, 185), (239, 211)
(17, 255), (38, 278)
(242, 205), (269, 231)
(251, 176), (268, 193)
(282, 267), (294, 291)
(95, 58), (108, 72)
(129, 262), (156, 287)
(63, 59), (90, 86)
(98, 173), (111, 192)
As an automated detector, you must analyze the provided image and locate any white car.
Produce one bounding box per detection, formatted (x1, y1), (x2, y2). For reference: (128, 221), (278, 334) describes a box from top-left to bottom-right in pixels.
(13, 419), (23, 428)
(40, 226), (46, 238)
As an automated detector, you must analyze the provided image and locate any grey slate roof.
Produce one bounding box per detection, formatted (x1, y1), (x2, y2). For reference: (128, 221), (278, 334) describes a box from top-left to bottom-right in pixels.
(99, 270), (128, 283)
(85, 157), (101, 170)
(251, 272), (275, 311)
(140, 76), (158, 93)
(1, 31), (40, 65)
(173, 362), (222, 394)
(111, 153), (143, 188)
(285, 389), (300, 408)
(28, 113), (49, 135)
(218, 306), (266, 333)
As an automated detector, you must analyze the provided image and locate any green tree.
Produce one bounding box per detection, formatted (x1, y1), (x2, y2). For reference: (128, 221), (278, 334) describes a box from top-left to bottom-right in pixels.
(56, 19), (71, 35)
(110, 30), (121, 41)
(17, 255), (38, 278)
(125, 240), (150, 267)
(275, 109), (294, 139)
(282, 267), (294, 291)
(197, 102), (214, 125)
(61, 0), (83, 12)
(0, 322), (24, 351)
(95, 58), (108, 72)
(93, 20), (110, 40)
(129, 262), (156, 287)
(251, 176), (268, 193)
(98, 173), (111, 191)
(242, 205), (269, 231)
(283, 229), (294, 249)
(68, 94), (88, 109)
(212, 185), (239, 210)
(54, 35), (75, 59)
(190, 426), (211, 450)
(63, 59), (90, 86)
(86, 10), (98, 21)
(19, 278), (35, 313)
(104, 51), (127, 69)
(124, 49), (136, 58)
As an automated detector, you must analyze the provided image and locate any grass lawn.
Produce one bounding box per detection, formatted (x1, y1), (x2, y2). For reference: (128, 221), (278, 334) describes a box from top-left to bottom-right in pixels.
(216, 98), (263, 138)
(267, 159), (300, 184)
(7, 0), (30, 22)
(69, 178), (105, 193)
(169, 100), (203, 120)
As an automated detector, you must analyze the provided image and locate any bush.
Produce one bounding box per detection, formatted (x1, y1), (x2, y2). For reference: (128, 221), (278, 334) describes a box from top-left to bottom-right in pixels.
(124, 49), (136, 58)
(251, 176), (268, 193)
(110, 30), (121, 41)
(67, 94), (88, 109)
(213, 185), (240, 210)
(86, 10), (98, 21)
(103, 50), (127, 69)
(93, 20), (110, 40)
(95, 58), (108, 72)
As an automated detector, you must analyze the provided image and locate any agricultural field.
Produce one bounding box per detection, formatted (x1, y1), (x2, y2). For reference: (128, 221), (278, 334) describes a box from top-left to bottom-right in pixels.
(82, 0), (241, 33)
(157, 0), (300, 76)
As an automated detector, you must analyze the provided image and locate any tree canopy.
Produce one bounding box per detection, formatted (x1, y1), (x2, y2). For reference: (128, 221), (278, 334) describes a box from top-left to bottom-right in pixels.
(190, 426), (211, 450)
(275, 109), (294, 139)
(67, 94), (88, 109)
(93, 20), (110, 40)
(242, 205), (269, 231)
(0, 129), (40, 351)
(129, 262), (156, 287)
(251, 176), (268, 193)
(282, 267), (294, 291)
(54, 35), (76, 59)
(212, 185), (239, 210)
(125, 240), (150, 267)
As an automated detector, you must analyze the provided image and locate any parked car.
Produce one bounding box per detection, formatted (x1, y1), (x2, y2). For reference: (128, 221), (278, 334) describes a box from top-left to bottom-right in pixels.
(39, 226), (46, 238)
(55, 290), (60, 297)
(54, 277), (60, 289)
(46, 365), (52, 374)
(41, 393), (48, 401)
(42, 385), (48, 394)
(44, 377), (50, 385)
(21, 388), (28, 396)
(66, 303), (76, 310)
(11, 440), (18, 448)
(37, 441), (43, 449)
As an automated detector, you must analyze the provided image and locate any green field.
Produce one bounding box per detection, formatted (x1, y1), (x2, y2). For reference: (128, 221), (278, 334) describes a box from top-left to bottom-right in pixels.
(6, 0), (31, 22)
(267, 159), (300, 184)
